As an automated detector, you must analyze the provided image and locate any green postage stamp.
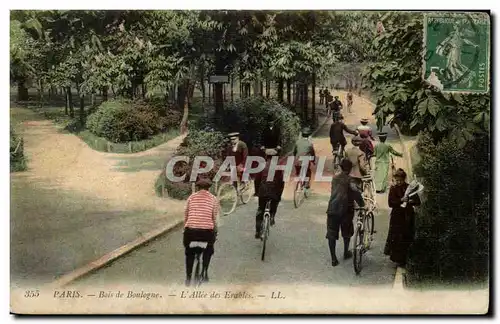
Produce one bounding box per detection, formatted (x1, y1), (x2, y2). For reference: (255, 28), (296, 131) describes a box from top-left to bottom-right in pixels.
(423, 12), (490, 93)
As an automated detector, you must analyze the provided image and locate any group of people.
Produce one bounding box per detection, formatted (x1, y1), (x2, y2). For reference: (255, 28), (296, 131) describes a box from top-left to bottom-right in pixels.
(181, 102), (420, 284)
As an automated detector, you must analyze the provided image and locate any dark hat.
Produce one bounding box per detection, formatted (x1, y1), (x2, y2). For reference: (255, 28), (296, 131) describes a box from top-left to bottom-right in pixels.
(378, 132), (388, 138)
(394, 168), (407, 179)
(228, 132), (240, 138)
(195, 176), (212, 189)
(360, 118), (369, 124)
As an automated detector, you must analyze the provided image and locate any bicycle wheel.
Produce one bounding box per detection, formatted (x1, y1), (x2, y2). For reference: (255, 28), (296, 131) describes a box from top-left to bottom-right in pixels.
(217, 182), (238, 215)
(353, 224), (364, 275)
(293, 181), (305, 208)
(261, 214), (270, 261)
(239, 179), (254, 204)
(333, 154), (341, 173)
(364, 212), (375, 250)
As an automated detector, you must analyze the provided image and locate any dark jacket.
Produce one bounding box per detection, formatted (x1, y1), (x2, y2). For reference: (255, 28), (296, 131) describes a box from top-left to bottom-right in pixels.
(262, 125), (281, 149)
(256, 159), (286, 201)
(326, 173), (364, 217)
(330, 122), (357, 146)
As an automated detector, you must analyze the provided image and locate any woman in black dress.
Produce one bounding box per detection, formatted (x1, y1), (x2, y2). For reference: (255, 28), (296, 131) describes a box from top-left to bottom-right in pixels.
(384, 168), (421, 266)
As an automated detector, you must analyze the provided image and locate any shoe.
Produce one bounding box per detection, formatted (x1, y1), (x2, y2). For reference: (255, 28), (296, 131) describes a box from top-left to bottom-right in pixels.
(185, 279), (191, 287)
(203, 273), (209, 283)
(255, 232), (261, 239)
(270, 216), (275, 226)
(344, 251), (353, 260)
(332, 259), (339, 267)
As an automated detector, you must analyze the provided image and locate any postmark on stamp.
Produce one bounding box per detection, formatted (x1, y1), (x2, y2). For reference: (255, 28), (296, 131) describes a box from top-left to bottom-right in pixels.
(423, 12), (490, 93)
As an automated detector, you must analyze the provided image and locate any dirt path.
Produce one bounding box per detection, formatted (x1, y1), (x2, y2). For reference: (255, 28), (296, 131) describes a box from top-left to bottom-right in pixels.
(11, 108), (185, 213)
(10, 107), (186, 286)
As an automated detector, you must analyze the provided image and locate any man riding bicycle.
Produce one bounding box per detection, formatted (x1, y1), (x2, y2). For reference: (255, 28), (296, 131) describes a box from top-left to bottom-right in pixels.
(330, 96), (343, 121)
(254, 149), (285, 238)
(183, 176), (219, 286)
(329, 114), (358, 157)
(225, 132), (249, 184)
(293, 127), (316, 189)
(256, 120), (282, 195)
(346, 90), (353, 113)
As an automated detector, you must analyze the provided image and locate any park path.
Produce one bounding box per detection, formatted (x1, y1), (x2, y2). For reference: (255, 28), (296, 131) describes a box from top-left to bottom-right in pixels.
(77, 91), (410, 288)
(10, 107), (185, 286)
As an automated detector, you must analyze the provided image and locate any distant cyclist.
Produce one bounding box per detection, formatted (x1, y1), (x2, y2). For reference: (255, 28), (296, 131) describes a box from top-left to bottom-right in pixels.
(293, 127), (316, 189)
(346, 90), (353, 113)
(329, 114), (358, 157)
(330, 96), (343, 121)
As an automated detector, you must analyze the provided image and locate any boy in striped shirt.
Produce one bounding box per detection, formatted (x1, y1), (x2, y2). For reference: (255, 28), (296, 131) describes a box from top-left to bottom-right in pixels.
(183, 176), (219, 286)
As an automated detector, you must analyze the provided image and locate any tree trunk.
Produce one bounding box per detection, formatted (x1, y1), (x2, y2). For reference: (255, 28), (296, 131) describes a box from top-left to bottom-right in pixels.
(17, 81), (29, 101)
(177, 84), (186, 109)
(111, 85), (116, 98)
(102, 86), (108, 101)
(223, 84), (226, 102)
(294, 82), (300, 107)
(303, 83), (309, 122)
(79, 94), (85, 125)
(266, 79), (270, 99)
(64, 88), (69, 115)
(142, 83), (146, 98)
(38, 80), (44, 108)
(260, 81), (264, 97)
(201, 77), (206, 104)
(180, 80), (190, 135)
(277, 79), (284, 103)
(66, 86), (74, 118)
(208, 83), (211, 104)
(286, 79), (291, 104)
(312, 72), (316, 120)
(231, 76), (234, 102)
(91, 93), (95, 107)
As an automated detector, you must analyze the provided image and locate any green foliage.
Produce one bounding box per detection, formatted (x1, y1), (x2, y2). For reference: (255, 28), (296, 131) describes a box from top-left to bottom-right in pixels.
(363, 12), (490, 145)
(406, 132), (489, 285)
(198, 97), (301, 152)
(86, 99), (181, 143)
(10, 127), (27, 172)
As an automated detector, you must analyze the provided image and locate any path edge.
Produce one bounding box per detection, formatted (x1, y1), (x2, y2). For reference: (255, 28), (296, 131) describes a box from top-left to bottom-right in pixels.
(47, 219), (184, 288)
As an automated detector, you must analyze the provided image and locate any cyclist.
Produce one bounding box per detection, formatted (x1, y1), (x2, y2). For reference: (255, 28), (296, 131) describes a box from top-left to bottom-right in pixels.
(293, 127), (316, 189)
(346, 90), (353, 113)
(183, 176), (219, 286)
(254, 148), (285, 238)
(256, 121), (282, 195)
(330, 96), (343, 121)
(326, 159), (365, 266)
(225, 132), (248, 184)
(345, 136), (369, 191)
(357, 118), (375, 141)
(329, 114), (358, 157)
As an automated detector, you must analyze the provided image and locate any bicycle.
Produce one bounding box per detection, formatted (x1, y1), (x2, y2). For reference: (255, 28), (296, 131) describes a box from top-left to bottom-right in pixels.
(353, 205), (375, 275)
(189, 241), (208, 287)
(217, 177), (254, 216)
(332, 144), (343, 173)
(260, 200), (272, 261)
(293, 176), (310, 208)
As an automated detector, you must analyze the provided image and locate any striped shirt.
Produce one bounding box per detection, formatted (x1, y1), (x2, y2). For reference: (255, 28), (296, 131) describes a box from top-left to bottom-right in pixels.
(184, 190), (219, 230)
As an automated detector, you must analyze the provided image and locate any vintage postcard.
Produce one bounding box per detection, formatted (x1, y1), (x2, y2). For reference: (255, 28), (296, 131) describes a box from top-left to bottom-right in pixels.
(9, 9), (490, 314)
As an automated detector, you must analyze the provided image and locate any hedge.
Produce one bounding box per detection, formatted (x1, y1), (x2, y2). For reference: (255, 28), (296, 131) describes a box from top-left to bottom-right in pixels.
(10, 127), (27, 172)
(86, 98), (181, 143)
(405, 132), (489, 286)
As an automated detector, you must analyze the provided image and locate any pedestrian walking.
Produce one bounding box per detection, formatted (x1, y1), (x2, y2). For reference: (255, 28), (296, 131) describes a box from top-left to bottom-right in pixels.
(373, 133), (403, 193)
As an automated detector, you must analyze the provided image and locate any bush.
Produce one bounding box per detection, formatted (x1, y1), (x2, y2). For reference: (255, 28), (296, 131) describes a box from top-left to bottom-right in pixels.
(194, 97), (301, 153)
(86, 98), (181, 143)
(10, 127), (27, 172)
(406, 132), (489, 286)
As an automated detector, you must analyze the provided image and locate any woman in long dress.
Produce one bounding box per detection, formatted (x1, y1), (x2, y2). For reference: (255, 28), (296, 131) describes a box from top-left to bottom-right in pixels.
(384, 169), (421, 266)
(373, 132), (403, 193)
